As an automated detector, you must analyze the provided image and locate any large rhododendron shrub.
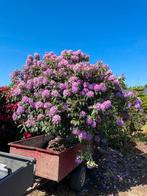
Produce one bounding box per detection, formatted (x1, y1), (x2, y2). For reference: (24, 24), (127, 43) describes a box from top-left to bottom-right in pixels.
(10, 50), (145, 148)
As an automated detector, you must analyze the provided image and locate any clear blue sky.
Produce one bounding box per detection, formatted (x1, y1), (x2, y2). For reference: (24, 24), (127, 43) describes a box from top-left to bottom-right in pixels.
(0, 0), (147, 87)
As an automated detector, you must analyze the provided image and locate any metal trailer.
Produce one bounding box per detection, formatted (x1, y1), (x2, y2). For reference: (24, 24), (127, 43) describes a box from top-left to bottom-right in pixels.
(0, 134), (86, 195)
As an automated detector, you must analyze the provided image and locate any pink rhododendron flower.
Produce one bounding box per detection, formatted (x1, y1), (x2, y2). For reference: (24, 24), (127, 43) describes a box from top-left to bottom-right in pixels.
(25, 118), (36, 127)
(124, 91), (134, 98)
(63, 89), (71, 97)
(52, 115), (61, 125)
(12, 113), (17, 121)
(80, 111), (86, 118)
(26, 79), (33, 90)
(58, 83), (67, 90)
(78, 131), (93, 141)
(16, 106), (24, 115)
(44, 102), (52, 109)
(91, 121), (97, 128)
(43, 68), (53, 76)
(42, 89), (50, 97)
(86, 117), (93, 125)
(94, 103), (101, 110)
(108, 75), (116, 81)
(100, 100), (112, 111)
(37, 114), (44, 121)
(72, 128), (80, 136)
(72, 85), (79, 93)
(34, 101), (43, 109)
(49, 106), (58, 116)
(22, 96), (34, 106)
(34, 53), (40, 60)
(51, 90), (59, 97)
(86, 91), (94, 97)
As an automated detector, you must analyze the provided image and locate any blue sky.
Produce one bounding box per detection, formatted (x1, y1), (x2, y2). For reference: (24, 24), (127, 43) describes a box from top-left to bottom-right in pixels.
(0, 0), (147, 86)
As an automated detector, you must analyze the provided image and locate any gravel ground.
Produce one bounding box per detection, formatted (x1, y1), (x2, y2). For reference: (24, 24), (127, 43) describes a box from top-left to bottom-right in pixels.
(27, 142), (147, 196)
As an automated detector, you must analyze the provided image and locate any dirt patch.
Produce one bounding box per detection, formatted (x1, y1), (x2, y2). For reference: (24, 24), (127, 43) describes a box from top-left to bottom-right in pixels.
(119, 184), (147, 196)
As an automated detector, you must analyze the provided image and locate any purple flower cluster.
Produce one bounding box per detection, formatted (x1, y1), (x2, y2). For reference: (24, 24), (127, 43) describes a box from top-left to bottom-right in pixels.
(12, 113), (17, 121)
(16, 106), (24, 115)
(94, 83), (107, 92)
(12, 88), (21, 96)
(100, 100), (112, 111)
(26, 79), (33, 90)
(124, 91), (134, 98)
(116, 119), (124, 127)
(44, 102), (52, 109)
(43, 52), (57, 62)
(58, 59), (68, 67)
(108, 75), (116, 81)
(42, 89), (50, 97)
(22, 96), (34, 106)
(127, 102), (132, 108)
(25, 118), (36, 127)
(51, 90), (59, 97)
(134, 98), (142, 110)
(43, 68), (53, 76)
(86, 91), (94, 97)
(58, 83), (68, 90)
(49, 106), (58, 116)
(86, 117), (97, 128)
(26, 55), (33, 66)
(63, 89), (71, 97)
(71, 82), (79, 93)
(86, 117), (93, 125)
(34, 53), (40, 60)
(37, 114), (44, 121)
(11, 70), (21, 83)
(80, 111), (86, 118)
(94, 100), (112, 111)
(94, 103), (101, 110)
(33, 76), (48, 88)
(61, 49), (89, 63)
(78, 131), (93, 141)
(52, 115), (61, 125)
(18, 81), (25, 88)
(72, 128), (92, 141)
(34, 101), (43, 109)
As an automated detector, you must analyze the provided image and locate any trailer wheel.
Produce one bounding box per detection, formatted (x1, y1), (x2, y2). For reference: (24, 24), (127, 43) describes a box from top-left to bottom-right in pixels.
(69, 165), (86, 191)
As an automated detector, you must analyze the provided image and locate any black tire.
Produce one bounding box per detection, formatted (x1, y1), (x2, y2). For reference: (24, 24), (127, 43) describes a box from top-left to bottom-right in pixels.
(69, 164), (86, 192)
